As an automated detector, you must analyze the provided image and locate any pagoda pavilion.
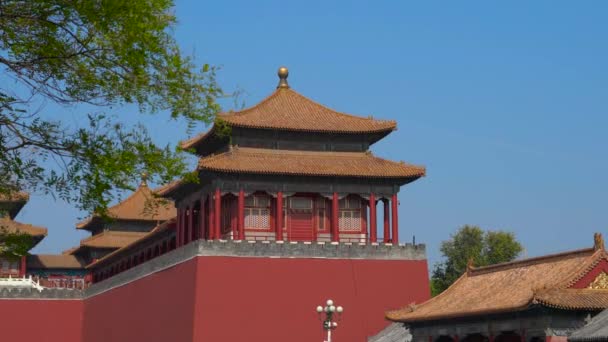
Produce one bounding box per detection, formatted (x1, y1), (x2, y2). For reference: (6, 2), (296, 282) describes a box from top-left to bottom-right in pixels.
(68, 175), (175, 265)
(378, 234), (608, 342)
(0, 192), (47, 278)
(163, 67), (425, 246)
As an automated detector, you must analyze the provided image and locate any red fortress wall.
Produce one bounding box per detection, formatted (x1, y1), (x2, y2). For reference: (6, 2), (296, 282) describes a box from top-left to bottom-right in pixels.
(0, 298), (83, 342)
(1, 241), (430, 342)
(192, 256), (429, 342)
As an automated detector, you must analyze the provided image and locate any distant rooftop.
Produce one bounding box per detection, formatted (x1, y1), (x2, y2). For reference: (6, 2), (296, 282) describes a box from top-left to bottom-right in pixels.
(77, 176), (176, 231)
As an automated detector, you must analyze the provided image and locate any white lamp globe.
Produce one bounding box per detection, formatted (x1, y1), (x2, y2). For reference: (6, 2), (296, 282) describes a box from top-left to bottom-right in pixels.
(329, 305), (336, 312)
(336, 306), (343, 313)
(316, 306), (323, 313)
(326, 299), (334, 306)
(332, 322), (338, 327)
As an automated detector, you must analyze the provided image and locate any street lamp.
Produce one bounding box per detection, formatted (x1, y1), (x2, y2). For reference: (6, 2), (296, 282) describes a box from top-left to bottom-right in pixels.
(316, 299), (344, 342)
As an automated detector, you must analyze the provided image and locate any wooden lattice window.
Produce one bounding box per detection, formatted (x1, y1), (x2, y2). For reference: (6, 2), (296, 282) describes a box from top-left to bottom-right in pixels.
(339, 196), (362, 231)
(245, 195), (271, 229)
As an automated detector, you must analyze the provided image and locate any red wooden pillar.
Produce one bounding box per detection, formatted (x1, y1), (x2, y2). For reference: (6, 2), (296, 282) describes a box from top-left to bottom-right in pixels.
(276, 192), (284, 241)
(19, 255), (26, 277)
(176, 208), (183, 247)
(331, 192), (340, 242)
(383, 199), (390, 243)
(182, 207), (188, 246)
(369, 194), (377, 243)
(186, 205), (193, 245)
(209, 194), (215, 240)
(489, 334), (495, 342)
(214, 188), (221, 239)
(238, 189), (245, 240)
(199, 196), (205, 240)
(391, 193), (399, 244)
(454, 335), (459, 342)
(175, 208), (180, 247)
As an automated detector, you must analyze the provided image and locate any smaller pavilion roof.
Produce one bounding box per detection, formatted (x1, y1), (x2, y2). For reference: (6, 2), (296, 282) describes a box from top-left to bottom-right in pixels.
(74, 230), (148, 250)
(27, 254), (86, 269)
(87, 218), (175, 269)
(77, 178), (176, 231)
(570, 308), (608, 342)
(387, 235), (608, 323)
(0, 217), (47, 248)
(62, 246), (79, 255)
(197, 147), (426, 179)
(0, 191), (29, 219)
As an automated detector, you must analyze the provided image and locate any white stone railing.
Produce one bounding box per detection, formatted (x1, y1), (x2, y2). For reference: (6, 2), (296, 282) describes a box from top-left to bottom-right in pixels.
(35, 276), (86, 290)
(0, 275), (44, 292)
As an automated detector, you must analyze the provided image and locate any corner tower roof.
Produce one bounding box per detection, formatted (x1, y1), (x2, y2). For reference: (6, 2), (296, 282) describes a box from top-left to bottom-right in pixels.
(218, 87), (396, 134)
(198, 147), (425, 180)
(181, 67), (396, 151)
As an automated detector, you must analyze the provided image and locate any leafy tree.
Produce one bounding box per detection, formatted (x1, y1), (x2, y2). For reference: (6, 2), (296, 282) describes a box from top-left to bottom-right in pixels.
(0, 227), (33, 260)
(430, 225), (523, 296)
(0, 0), (222, 214)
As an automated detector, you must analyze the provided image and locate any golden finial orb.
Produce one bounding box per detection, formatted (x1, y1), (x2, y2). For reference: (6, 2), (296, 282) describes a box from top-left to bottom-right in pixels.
(277, 66), (289, 89)
(140, 172), (148, 186)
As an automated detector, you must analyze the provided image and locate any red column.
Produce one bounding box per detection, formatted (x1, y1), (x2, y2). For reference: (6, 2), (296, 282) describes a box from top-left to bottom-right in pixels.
(383, 199), (390, 243)
(199, 196), (205, 240)
(392, 193), (399, 244)
(238, 189), (245, 240)
(369, 194), (377, 243)
(176, 208), (183, 247)
(331, 192), (340, 242)
(214, 188), (221, 239)
(276, 192), (284, 241)
(175, 208), (180, 247)
(181, 207), (187, 246)
(19, 255), (26, 277)
(454, 335), (459, 342)
(186, 205), (193, 245)
(208, 194), (215, 240)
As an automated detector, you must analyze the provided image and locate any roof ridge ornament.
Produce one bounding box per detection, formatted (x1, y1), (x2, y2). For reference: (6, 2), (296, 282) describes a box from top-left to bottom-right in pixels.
(594, 232), (604, 251)
(466, 257), (475, 275)
(277, 66), (289, 89)
(140, 172), (148, 187)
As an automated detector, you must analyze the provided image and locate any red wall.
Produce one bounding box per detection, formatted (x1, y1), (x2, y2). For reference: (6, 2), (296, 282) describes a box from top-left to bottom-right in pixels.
(82, 260), (198, 342)
(192, 257), (429, 342)
(2, 256), (429, 342)
(0, 300), (83, 342)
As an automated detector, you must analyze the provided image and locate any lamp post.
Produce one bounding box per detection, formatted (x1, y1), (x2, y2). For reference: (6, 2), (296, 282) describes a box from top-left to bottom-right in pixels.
(316, 299), (344, 342)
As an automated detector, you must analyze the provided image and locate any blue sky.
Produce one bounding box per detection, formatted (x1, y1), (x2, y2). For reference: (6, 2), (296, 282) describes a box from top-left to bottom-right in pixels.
(19, 1), (608, 267)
